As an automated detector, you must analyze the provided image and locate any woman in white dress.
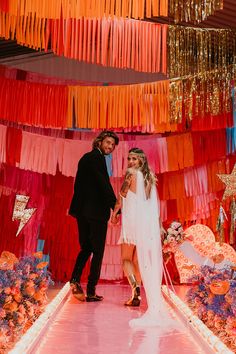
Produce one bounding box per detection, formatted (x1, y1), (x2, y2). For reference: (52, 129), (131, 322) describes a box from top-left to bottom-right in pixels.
(111, 148), (157, 307)
(112, 148), (176, 328)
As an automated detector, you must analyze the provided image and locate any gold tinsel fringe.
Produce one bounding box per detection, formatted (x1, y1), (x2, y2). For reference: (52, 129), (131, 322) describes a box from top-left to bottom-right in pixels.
(169, 0), (223, 24)
(168, 26), (236, 78)
(169, 67), (234, 123)
(216, 204), (227, 245)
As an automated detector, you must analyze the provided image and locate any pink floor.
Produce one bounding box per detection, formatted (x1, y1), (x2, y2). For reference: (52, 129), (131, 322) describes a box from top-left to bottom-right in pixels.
(34, 284), (207, 354)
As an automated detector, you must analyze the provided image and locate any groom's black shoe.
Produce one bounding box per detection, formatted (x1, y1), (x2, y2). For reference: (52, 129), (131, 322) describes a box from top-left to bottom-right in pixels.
(86, 294), (104, 302)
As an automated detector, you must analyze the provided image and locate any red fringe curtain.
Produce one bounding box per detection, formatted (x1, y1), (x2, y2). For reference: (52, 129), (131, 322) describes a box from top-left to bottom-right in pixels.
(0, 78), (68, 128)
(191, 112), (233, 131)
(192, 130), (227, 165)
(0, 0), (9, 12)
(6, 127), (22, 166)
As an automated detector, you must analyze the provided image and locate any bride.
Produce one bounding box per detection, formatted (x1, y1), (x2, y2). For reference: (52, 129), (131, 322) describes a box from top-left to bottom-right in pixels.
(112, 148), (176, 328)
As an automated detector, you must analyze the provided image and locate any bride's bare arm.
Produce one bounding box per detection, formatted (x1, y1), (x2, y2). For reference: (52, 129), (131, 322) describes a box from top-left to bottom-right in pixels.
(120, 171), (133, 197)
(111, 171), (133, 223)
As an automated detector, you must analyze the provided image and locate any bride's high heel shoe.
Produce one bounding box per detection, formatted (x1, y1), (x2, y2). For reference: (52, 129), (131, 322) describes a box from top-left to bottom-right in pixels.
(124, 285), (141, 307)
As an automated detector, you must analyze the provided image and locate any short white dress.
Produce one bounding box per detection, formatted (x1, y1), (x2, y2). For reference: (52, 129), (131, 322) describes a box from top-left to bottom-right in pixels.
(117, 188), (137, 245)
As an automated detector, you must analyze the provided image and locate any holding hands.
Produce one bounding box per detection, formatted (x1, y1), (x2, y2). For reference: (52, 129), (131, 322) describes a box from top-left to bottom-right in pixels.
(111, 212), (120, 224)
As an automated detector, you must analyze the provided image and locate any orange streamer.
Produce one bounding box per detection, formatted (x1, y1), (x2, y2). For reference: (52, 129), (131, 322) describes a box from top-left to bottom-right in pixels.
(69, 80), (170, 132)
(0, 12), (167, 74)
(6, 0), (168, 19)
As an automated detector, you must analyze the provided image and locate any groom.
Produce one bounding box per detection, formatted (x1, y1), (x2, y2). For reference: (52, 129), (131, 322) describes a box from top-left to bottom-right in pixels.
(69, 131), (119, 302)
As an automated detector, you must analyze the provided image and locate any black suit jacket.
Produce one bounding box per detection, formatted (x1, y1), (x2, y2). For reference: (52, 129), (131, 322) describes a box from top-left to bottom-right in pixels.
(69, 148), (116, 221)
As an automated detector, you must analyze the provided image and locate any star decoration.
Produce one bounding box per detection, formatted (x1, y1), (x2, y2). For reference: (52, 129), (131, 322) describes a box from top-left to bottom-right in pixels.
(12, 195), (36, 236)
(217, 164), (236, 200)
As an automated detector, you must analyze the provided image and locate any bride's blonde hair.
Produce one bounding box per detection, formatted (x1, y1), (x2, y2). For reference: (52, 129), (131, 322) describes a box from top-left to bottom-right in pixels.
(128, 148), (156, 185)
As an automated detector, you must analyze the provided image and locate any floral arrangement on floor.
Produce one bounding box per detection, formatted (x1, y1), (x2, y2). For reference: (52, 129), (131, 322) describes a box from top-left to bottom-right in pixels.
(0, 251), (52, 352)
(186, 265), (236, 352)
(162, 221), (189, 263)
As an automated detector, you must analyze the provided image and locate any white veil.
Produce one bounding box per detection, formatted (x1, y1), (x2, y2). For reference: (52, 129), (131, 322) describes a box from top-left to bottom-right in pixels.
(129, 171), (177, 328)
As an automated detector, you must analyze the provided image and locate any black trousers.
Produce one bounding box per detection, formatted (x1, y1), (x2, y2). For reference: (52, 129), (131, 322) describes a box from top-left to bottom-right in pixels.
(71, 215), (107, 295)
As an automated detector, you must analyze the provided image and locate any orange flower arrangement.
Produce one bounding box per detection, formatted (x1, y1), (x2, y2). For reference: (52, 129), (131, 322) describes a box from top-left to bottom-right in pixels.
(0, 251), (52, 351)
(187, 266), (236, 352)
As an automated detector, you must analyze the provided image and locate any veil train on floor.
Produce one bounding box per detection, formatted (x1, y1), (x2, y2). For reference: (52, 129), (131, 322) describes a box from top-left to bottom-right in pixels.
(129, 171), (180, 330)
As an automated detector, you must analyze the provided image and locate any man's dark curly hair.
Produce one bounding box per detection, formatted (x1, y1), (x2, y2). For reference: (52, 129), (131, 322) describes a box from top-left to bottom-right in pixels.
(92, 130), (119, 149)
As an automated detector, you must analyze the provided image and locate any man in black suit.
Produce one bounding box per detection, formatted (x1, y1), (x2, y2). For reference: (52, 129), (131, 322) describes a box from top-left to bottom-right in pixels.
(69, 131), (119, 302)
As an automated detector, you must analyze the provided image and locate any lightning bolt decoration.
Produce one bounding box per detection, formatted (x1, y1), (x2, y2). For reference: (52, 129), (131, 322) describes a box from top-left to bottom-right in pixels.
(12, 195), (36, 237)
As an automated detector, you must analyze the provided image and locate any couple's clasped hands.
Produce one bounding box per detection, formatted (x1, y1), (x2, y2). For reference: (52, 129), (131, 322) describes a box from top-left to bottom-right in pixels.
(111, 212), (120, 224)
